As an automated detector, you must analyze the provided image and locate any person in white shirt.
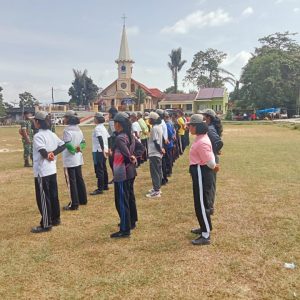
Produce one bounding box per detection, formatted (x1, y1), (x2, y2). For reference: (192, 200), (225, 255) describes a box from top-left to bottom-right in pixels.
(31, 111), (65, 233)
(62, 110), (87, 211)
(156, 109), (169, 185)
(130, 112), (142, 141)
(90, 112), (110, 195)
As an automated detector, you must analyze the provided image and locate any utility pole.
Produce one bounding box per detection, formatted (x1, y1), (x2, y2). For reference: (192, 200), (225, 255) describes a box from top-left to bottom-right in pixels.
(51, 87), (54, 104)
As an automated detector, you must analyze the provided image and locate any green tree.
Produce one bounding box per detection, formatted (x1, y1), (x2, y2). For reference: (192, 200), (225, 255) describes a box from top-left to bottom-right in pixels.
(0, 87), (6, 117)
(134, 87), (146, 108)
(238, 32), (300, 111)
(184, 48), (235, 88)
(68, 69), (99, 106)
(19, 92), (38, 109)
(163, 86), (184, 94)
(167, 48), (187, 93)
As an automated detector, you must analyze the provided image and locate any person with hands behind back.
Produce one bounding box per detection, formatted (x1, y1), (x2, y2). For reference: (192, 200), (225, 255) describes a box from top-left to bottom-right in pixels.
(31, 111), (66, 233)
(187, 114), (219, 245)
(146, 112), (164, 198)
(62, 110), (87, 211)
(90, 112), (110, 196)
(110, 112), (144, 238)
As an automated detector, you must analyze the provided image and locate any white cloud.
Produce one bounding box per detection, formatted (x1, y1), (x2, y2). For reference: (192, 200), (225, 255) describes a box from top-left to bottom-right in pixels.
(242, 7), (254, 16)
(293, 7), (300, 12)
(160, 9), (232, 34)
(221, 51), (252, 79)
(126, 26), (140, 36)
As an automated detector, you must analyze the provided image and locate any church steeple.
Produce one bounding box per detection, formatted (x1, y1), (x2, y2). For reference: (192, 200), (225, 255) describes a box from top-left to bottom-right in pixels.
(115, 24), (134, 64)
(115, 18), (134, 95)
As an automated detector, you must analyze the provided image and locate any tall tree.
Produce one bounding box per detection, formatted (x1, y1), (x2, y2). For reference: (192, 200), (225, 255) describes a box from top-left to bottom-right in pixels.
(163, 86), (184, 94)
(184, 48), (235, 89)
(167, 48), (187, 93)
(238, 32), (300, 110)
(19, 92), (38, 109)
(68, 69), (99, 106)
(134, 87), (146, 108)
(0, 87), (6, 117)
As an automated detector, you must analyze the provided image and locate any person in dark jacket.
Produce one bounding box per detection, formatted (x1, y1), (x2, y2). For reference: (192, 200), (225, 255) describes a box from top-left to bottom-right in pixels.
(199, 109), (223, 214)
(110, 112), (144, 238)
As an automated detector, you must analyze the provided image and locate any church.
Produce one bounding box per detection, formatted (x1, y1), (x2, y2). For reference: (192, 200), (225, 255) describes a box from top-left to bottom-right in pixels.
(95, 24), (163, 112)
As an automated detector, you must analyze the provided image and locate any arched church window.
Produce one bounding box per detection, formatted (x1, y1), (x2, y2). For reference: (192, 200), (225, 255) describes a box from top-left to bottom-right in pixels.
(121, 65), (126, 72)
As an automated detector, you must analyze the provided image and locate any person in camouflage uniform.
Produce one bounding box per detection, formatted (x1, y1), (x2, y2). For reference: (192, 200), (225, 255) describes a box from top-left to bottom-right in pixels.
(20, 111), (34, 167)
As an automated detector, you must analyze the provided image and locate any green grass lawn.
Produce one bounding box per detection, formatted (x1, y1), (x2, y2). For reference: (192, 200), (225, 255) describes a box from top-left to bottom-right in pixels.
(0, 124), (299, 299)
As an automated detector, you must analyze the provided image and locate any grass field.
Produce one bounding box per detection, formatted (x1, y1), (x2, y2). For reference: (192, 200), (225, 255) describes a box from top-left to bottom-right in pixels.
(0, 123), (299, 299)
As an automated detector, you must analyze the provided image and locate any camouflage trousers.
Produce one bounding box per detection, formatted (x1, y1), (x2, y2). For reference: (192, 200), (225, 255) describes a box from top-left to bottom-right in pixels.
(22, 140), (33, 161)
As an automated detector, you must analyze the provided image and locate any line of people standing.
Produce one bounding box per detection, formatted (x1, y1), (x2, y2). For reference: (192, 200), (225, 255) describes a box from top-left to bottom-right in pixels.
(29, 107), (223, 246)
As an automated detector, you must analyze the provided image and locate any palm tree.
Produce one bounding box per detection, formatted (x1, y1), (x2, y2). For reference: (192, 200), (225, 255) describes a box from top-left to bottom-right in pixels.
(168, 48), (187, 93)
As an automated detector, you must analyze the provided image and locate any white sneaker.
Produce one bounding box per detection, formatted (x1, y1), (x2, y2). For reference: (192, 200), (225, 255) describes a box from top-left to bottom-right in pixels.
(148, 189), (162, 194)
(146, 191), (161, 198)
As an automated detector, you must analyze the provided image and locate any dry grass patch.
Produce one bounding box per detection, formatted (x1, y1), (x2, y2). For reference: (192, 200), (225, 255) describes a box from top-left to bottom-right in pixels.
(0, 124), (299, 299)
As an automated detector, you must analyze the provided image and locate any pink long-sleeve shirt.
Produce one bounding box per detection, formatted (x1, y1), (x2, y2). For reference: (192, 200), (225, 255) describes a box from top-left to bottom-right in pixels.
(189, 134), (215, 166)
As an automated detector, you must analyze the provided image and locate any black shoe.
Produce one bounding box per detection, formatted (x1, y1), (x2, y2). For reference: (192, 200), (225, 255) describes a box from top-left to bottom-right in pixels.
(31, 226), (52, 233)
(79, 202), (87, 205)
(191, 227), (202, 234)
(90, 189), (103, 195)
(108, 179), (114, 185)
(52, 219), (61, 226)
(131, 224), (136, 230)
(63, 205), (78, 211)
(192, 236), (211, 246)
(110, 231), (130, 238)
(104, 187), (109, 191)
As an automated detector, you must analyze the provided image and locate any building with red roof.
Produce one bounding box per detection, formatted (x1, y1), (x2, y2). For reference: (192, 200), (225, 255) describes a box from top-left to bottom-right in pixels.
(94, 25), (163, 112)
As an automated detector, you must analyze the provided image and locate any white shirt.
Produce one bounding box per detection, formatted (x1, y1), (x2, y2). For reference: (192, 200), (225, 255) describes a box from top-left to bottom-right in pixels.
(92, 124), (110, 152)
(33, 129), (64, 177)
(161, 119), (168, 141)
(148, 124), (163, 158)
(62, 125), (84, 168)
(132, 121), (142, 139)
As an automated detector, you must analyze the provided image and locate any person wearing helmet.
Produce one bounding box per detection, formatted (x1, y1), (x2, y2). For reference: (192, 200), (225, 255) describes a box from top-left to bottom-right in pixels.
(61, 110), (87, 211)
(199, 109), (223, 215)
(110, 112), (144, 238)
(187, 114), (219, 245)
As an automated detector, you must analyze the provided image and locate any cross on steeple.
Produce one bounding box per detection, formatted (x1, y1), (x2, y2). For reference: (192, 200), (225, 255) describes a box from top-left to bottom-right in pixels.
(121, 13), (127, 26)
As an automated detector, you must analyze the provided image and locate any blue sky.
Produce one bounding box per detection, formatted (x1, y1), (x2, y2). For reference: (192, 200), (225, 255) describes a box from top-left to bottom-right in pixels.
(1, 0), (300, 103)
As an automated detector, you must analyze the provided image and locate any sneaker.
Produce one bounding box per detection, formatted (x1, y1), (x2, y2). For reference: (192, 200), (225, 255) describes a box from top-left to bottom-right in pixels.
(90, 189), (103, 195)
(191, 236), (211, 246)
(31, 226), (52, 234)
(110, 231), (130, 238)
(146, 191), (161, 198)
(191, 227), (202, 234)
(148, 189), (162, 194)
(104, 187), (109, 191)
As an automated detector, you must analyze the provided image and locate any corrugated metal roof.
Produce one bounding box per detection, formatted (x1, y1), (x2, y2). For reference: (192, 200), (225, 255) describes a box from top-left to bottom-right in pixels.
(196, 88), (225, 100)
(161, 93), (197, 102)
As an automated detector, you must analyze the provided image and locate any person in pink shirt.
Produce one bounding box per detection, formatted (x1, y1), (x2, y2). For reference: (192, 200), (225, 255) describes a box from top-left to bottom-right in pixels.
(187, 114), (219, 246)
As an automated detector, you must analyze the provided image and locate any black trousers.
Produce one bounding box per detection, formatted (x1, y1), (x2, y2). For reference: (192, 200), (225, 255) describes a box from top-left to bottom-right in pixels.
(162, 153), (168, 183)
(94, 152), (108, 191)
(190, 165), (213, 233)
(141, 138), (148, 162)
(180, 135), (186, 153)
(65, 166), (87, 207)
(34, 174), (60, 228)
(166, 147), (173, 175)
(114, 178), (137, 232)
